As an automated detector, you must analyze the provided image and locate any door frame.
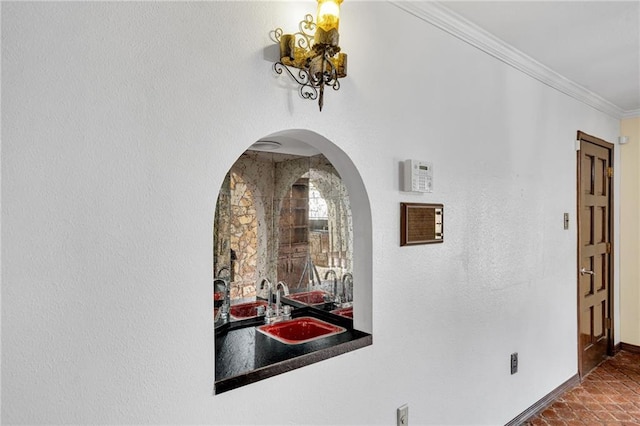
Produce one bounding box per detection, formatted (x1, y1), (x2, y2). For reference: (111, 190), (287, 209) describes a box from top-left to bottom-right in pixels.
(576, 130), (615, 378)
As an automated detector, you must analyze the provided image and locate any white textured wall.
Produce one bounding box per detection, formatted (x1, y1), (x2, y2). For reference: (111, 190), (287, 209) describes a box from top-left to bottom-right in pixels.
(620, 117), (640, 346)
(2, 2), (620, 425)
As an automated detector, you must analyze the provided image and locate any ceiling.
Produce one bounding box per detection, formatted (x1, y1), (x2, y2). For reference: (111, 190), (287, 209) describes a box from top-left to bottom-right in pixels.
(438, 1), (640, 116)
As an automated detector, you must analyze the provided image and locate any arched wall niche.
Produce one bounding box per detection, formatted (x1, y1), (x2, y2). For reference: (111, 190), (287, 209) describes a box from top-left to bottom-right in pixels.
(256, 129), (373, 333)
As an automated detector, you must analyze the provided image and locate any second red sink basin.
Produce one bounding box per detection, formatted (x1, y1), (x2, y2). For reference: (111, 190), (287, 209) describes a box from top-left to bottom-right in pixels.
(229, 300), (268, 319)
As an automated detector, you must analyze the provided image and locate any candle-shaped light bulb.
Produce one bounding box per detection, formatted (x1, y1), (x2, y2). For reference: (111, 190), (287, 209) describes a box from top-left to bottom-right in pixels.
(316, 0), (342, 32)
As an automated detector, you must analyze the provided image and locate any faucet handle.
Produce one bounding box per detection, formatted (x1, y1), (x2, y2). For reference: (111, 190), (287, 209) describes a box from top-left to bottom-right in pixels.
(282, 305), (292, 319)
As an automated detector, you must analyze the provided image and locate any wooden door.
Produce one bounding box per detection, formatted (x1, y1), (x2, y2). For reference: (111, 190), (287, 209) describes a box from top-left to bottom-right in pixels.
(577, 131), (613, 377)
(277, 178), (309, 289)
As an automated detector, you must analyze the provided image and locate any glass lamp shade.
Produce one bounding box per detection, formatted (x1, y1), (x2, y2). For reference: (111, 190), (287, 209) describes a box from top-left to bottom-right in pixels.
(316, 0), (342, 32)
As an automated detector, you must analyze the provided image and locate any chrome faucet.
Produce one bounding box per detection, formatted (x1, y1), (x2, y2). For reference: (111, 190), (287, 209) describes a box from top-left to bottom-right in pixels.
(276, 281), (289, 317)
(275, 286), (282, 316)
(259, 278), (273, 305)
(216, 265), (230, 278)
(213, 277), (230, 320)
(276, 280), (289, 296)
(259, 278), (277, 321)
(341, 273), (353, 304)
(324, 270), (339, 303)
(263, 281), (291, 324)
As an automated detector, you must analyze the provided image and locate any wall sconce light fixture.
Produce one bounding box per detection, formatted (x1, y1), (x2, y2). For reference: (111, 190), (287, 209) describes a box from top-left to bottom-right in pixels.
(273, 0), (347, 111)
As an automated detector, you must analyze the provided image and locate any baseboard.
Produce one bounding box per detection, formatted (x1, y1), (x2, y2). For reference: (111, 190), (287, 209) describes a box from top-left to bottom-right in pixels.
(505, 374), (580, 426)
(620, 342), (640, 354)
(614, 342), (622, 354)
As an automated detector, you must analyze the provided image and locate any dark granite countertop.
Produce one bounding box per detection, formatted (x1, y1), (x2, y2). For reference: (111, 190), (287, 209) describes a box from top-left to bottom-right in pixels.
(214, 306), (371, 394)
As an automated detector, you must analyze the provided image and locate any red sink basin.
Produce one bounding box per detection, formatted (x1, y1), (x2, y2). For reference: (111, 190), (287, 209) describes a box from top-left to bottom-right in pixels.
(229, 300), (268, 319)
(285, 290), (330, 305)
(257, 316), (346, 345)
(331, 306), (353, 318)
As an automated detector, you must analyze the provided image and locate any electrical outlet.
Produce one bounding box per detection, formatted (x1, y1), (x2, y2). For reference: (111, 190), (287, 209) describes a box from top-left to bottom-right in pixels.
(511, 352), (518, 375)
(397, 404), (409, 426)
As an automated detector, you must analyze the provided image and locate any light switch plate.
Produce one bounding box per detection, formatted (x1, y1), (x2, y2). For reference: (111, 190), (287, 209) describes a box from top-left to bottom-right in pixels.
(397, 404), (409, 426)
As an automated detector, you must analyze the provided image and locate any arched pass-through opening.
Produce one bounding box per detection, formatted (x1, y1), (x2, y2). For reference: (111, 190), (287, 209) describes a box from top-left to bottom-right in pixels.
(258, 129), (372, 333)
(213, 129), (373, 394)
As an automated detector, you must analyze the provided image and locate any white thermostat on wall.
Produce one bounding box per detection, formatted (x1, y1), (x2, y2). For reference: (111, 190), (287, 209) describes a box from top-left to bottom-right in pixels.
(404, 159), (433, 193)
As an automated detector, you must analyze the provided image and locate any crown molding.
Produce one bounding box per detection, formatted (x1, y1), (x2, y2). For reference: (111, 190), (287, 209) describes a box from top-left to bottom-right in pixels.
(390, 1), (628, 120)
(622, 109), (640, 120)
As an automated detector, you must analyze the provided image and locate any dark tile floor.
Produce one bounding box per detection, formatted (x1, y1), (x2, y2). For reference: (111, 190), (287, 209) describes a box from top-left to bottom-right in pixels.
(525, 350), (640, 425)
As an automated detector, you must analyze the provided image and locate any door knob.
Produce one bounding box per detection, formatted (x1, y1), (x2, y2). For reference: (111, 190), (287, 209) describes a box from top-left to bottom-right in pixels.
(580, 268), (595, 276)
